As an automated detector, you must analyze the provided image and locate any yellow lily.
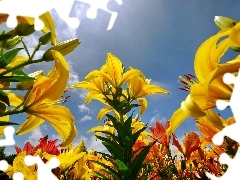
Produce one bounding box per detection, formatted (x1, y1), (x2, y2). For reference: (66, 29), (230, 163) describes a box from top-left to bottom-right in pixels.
(84, 53), (141, 88)
(128, 73), (169, 114)
(0, 12), (57, 45)
(5, 151), (38, 180)
(167, 28), (234, 135)
(16, 50), (76, 147)
(43, 150), (86, 171)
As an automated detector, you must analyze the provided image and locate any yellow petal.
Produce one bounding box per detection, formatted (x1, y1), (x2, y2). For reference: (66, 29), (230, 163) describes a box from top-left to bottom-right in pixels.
(181, 94), (206, 117)
(27, 104), (75, 146)
(87, 126), (105, 133)
(194, 29), (231, 82)
(121, 69), (142, 87)
(166, 108), (190, 135)
(39, 12), (57, 45)
(139, 84), (169, 97)
(74, 140), (85, 153)
(8, 93), (24, 107)
(204, 60), (240, 102)
(97, 106), (113, 121)
(106, 53), (122, 87)
(60, 124), (77, 147)
(7, 56), (28, 68)
(229, 22), (240, 47)
(71, 80), (102, 92)
(16, 115), (44, 135)
(85, 92), (106, 104)
(198, 109), (226, 130)
(0, 115), (9, 138)
(137, 97), (147, 114)
(191, 83), (219, 110)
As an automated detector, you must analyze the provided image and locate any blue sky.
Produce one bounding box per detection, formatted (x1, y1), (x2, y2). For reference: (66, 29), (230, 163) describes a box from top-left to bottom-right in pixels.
(5, 0), (240, 153)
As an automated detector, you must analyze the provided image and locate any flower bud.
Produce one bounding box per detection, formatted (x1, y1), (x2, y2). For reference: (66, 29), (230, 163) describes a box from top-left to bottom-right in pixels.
(17, 70), (44, 90)
(214, 16), (237, 30)
(5, 36), (22, 49)
(14, 23), (35, 36)
(39, 32), (51, 45)
(42, 38), (80, 61)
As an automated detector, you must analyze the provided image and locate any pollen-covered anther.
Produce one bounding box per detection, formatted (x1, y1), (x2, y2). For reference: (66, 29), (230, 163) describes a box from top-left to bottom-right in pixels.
(179, 74), (198, 91)
(62, 95), (70, 104)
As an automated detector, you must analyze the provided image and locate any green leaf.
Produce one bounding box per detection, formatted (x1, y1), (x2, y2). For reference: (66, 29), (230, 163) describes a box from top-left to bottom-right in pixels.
(132, 125), (147, 145)
(11, 69), (28, 76)
(0, 76), (35, 82)
(94, 130), (120, 144)
(0, 121), (19, 126)
(123, 136), (132, 166)
(94, 171), (110, 180)
(116, 159), (130, 178)
(0, 48), (23, 67)
(97, 137), (123, 161)
(0, 91), (10, 106)
(131, 143), (154, 180)
(106, 114), (125, 145)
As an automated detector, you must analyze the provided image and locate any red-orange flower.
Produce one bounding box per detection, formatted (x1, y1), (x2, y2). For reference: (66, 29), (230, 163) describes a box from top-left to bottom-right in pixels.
(149, 120), (171, 146)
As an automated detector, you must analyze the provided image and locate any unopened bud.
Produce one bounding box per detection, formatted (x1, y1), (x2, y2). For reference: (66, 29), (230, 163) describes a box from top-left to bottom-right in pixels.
(39, 32), (51, 45)
(17, 70), (44, 90)
(14, 23), (35, 36)
(42, 38), (80, 61)
(5, 36), (22, 49)
(214, 16), (237, 30)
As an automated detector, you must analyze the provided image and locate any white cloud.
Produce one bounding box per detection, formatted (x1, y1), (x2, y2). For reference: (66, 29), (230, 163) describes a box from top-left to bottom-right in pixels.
(68, 70), (80, 86)
(150, 113), (160, 124)
(25, 127), (44, 146)
(149, 110), (167, 125)
(80, 115), (92, 122)
(78, 104), (91, 113)
(50, 9), (78, 41)
(79, 90), (88, 99)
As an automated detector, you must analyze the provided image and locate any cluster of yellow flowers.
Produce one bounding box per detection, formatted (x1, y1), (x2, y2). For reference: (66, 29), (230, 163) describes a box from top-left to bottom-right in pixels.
(0, 9), (239, 179)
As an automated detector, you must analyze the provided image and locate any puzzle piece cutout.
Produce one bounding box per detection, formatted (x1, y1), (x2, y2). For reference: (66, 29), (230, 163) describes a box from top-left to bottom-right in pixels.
(0, 126), (15, 146)
(77, 0), (123, 30)
(0, 155), (60, 180)
(0, 0), (122, 30)
(0, 160), (24, 180)
(206, 69), (240, 179)
(24, 155), (60, 180)
(206, 149), (240, 179)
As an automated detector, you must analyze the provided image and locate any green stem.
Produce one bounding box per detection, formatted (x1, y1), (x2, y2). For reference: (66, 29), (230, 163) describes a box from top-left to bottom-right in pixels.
(21, 39), (30, 58)
(0, 58), (44, 76)
(29, 43), (42, 61)
(1, 108), (25, 117)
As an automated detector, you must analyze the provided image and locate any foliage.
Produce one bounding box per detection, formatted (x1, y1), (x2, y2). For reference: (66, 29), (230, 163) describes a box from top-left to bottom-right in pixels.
(0, 10), (239, 180)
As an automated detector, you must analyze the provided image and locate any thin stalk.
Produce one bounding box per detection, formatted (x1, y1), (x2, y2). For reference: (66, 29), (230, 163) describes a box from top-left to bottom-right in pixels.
(0, 58), (44, 76)
(21, 39), (30, 58)
(29, 43), (42, 61)
(1, 108), (25, 117)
